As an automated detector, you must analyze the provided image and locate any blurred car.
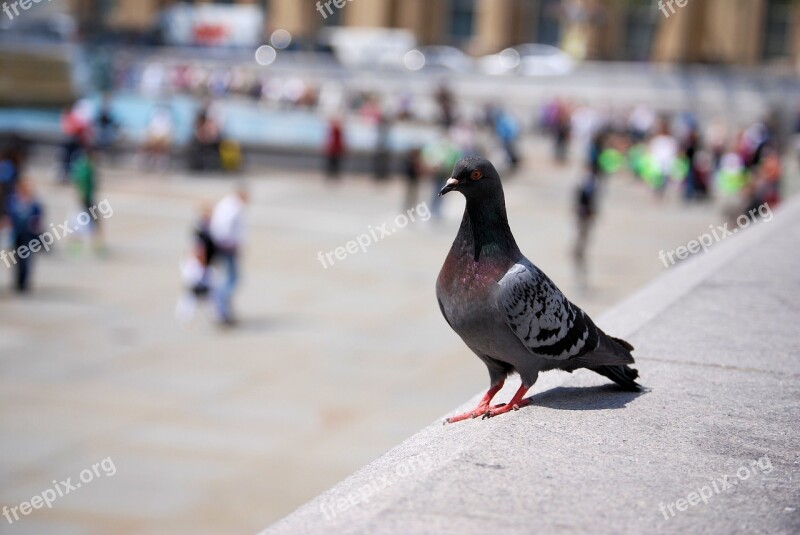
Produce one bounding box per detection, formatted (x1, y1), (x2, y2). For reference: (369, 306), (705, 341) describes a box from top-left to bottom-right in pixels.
(479, 44), (574, 77)
(403, 46), (474, 73)
(323, 27), (416, 69)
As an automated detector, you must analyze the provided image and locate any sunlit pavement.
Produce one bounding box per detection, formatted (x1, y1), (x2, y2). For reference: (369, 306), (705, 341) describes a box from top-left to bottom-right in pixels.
(1, 140), (795, 533)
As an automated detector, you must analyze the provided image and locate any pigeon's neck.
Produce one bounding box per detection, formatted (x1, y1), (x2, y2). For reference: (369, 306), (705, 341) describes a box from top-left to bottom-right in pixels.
(457, 194), (520, 261)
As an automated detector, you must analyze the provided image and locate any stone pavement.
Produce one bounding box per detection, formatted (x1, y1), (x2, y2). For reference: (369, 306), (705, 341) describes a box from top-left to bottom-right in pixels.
(0, 141), (795, 534)
(264, 190), (800, 535)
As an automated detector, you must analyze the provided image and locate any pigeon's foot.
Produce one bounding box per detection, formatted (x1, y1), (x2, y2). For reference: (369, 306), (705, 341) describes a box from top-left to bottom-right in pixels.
(481, 399), (531, 419)
(481, 383), (532, 419)
(444, 381), (506, 424)
(444, 410), (484, 424)
(445, 403), (508, 424)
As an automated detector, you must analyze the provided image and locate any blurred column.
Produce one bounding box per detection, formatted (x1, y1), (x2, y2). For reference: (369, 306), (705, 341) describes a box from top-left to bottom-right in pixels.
(270, 0), (318, 39)
(652, 0), (766, 65)
(107, 0), (162, 30)
(475, 0), (515, 54)
(704, 0), (765, 65)
(792, 3), (800, 66)
(651, 0), (704, 63)
(343, 0), (393, 27)
(386, 0), (447, 45)
(588, 0), (625, 60)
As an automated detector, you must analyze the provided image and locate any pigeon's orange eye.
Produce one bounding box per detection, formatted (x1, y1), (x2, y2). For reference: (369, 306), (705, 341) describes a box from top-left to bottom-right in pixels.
(471, 170), (483, 180)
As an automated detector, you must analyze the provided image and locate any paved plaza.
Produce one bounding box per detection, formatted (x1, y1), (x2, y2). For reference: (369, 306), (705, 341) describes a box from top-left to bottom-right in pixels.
(1, 140), (795, 533)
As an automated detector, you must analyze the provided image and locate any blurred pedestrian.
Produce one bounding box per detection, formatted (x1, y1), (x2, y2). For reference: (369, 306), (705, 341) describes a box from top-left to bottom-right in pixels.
(6, 180), (43, 293)
(141, 105), (174, 172)
(95, 95), (120, 161)
(716, 150), (749, 223)
(573, 175), (597, 293)
(751, 147), (782, 209)
(210, 186), (248, 325)
(189, 108), (222, 172)
(422, 133), (462, 220)
(587, 129), (607, 180)
(435, 82), (455, 129)
(60, 101), (92, 183)
(324, 117), (346, 180)
(628, 105), (655, 143)
(706, 119), (728, 171)
(741, 122), (770, 171)
(176, 204), (217, 326)
(553, 101), (572, 164)
(648, 119), (678, 198)
(682, 127), (707, 201)
(70, 146), (105, 253)
(373, 113), (392, 182)
(402, 148), (422, 211)
(0, 144), (24, 223)
(494, 109), (521, 170)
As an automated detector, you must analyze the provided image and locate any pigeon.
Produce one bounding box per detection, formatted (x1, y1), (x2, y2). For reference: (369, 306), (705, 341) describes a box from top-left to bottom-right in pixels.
(436, 157), (641, 423)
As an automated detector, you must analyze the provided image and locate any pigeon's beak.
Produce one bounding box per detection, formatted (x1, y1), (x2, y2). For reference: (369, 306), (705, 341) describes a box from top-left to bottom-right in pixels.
(439, 177), (460, 196)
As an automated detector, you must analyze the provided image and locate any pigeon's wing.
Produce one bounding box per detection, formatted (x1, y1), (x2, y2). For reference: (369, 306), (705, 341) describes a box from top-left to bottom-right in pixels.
(497, 262), (599, 361)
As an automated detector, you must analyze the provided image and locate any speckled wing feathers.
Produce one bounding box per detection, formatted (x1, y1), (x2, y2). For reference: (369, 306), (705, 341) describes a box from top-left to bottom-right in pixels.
(498, 262), (599, 360)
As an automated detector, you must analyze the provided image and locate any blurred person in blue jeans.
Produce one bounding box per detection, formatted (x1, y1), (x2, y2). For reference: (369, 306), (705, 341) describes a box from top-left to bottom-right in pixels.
(0, 140), (25, 224)
(95, 95), (120, 161)
(7, 181), (43, 293)
(494, 109), (521, 170)
(210, 187), (248, 325)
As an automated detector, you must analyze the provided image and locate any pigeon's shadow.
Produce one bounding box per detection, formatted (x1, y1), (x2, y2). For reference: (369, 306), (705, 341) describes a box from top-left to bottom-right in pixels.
(524, 385), (646, 411)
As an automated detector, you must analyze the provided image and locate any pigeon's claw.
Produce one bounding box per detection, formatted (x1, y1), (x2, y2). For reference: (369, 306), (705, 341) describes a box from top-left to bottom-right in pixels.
(445, 408), (489, 424)
(482, 401), (529, 419)
(445, 402), (509, 424)
(481, 384), (533, 419)
(444, 381), (506, 424)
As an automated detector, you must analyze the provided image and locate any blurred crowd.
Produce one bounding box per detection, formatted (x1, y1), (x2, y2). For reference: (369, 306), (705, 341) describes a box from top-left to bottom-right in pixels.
(535, 98), (786, 289)
(58, 96), (244, 175)
(536, 99), (785, 228)
(539, 98), (784, 210)
(3, 58), (796, 309)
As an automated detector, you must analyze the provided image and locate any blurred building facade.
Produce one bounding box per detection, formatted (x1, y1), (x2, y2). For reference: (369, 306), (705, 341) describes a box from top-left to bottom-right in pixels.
(67, 0), (799, 66)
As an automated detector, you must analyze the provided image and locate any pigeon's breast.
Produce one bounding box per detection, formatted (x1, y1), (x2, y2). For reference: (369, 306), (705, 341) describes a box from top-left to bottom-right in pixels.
(436, 252), (513, 345)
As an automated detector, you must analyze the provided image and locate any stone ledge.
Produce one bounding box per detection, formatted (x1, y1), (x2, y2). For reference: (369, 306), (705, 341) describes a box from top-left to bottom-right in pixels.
(263, 196), (800, 535)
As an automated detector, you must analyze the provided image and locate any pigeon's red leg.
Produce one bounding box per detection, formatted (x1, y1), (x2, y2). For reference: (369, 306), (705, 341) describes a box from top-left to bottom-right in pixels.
(445, 380), (505, 423)
(482, 384), (532, 419)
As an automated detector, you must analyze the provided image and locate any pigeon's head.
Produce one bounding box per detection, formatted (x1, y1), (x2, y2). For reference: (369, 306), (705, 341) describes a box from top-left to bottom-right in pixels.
(439, 157), (503, 200)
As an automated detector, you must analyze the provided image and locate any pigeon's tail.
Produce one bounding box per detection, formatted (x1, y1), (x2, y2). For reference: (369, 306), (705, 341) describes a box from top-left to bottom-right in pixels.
(590, 364), (642, 392)
(609, 336), (634, 352)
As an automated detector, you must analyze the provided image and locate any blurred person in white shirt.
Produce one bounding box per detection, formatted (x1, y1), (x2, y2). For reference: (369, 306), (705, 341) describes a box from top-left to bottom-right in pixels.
(649, 118), (678, 197)
(210, 186), (248, 325)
